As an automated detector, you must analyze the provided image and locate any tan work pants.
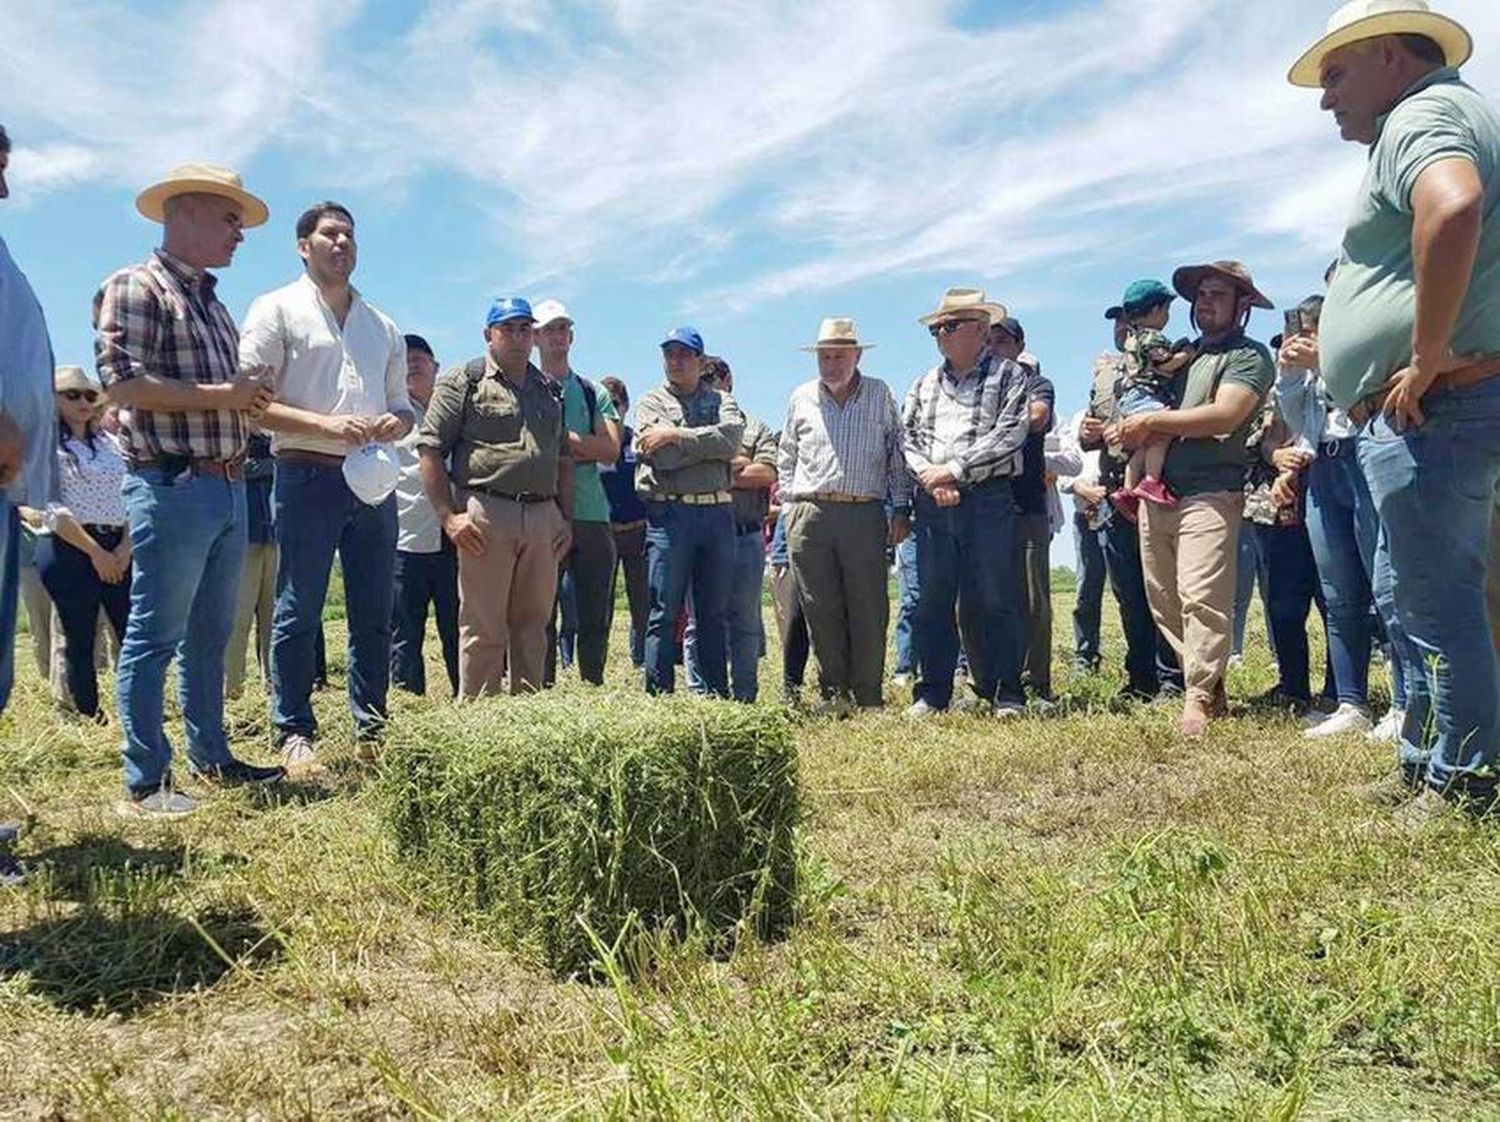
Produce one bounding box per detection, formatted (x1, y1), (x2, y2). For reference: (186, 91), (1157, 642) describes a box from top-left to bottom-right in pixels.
(456, 490), (564, 698)
(1139, 490), (1242, 705)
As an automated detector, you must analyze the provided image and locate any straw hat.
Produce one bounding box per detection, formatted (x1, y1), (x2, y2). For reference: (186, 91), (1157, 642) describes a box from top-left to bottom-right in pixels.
(1288, 0), (1472, 87)
(800, 317), (874, 351)
(53, 365), (100, 394)
(917, 287), (995, 327)
(1172, 261), (1275, 309)
(136, 162), (270, 228)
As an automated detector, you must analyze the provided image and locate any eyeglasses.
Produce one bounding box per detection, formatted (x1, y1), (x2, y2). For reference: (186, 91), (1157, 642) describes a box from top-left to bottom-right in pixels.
(929, 319), (979, 338)
(60, 389), (100, 404)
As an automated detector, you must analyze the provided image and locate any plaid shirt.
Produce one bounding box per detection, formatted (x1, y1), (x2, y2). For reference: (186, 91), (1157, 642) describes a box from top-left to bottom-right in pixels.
(902, 350), (1030, 485)
(778, 373), (911, 508)
(94, 249), (248, 462)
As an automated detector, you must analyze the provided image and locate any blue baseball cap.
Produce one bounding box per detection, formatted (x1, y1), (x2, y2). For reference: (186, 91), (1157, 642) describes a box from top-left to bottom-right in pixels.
(486, 297), (534, 327)
(660, 326), (705, 355)
(1120, 279), (1175, 316)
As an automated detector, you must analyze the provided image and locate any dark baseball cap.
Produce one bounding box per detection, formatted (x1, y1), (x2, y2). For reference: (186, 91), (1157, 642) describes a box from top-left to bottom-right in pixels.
(403, 333), (434, 358)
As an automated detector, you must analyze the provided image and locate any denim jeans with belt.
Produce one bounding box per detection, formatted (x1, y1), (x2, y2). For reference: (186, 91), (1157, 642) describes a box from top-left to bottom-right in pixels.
(117, 468), (246, 796)
(1304, 437), (1408, 711)
(1359, 379), (1500, 806)
(913, 479), (1024, 709)
(270, 461), (397, 743)
(644, 500), (733, 695)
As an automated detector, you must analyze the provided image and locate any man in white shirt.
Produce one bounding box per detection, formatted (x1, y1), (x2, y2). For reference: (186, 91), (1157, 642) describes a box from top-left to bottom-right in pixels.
(390, 334), (458, 698)
(241, 201), (412, 772)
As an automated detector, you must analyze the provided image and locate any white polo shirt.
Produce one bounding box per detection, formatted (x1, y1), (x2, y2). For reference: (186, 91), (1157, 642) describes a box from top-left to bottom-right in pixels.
(239, 273), (411, 457)
(394, 402), (442, 553)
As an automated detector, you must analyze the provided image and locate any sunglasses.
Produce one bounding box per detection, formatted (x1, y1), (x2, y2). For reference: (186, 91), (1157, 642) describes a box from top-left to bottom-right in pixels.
(60, 389), (100, 404)
(929, 318), (980, 338)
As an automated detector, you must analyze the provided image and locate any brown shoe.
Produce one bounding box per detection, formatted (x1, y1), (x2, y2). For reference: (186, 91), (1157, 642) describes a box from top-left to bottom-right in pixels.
(1360, 770), (1421, 809)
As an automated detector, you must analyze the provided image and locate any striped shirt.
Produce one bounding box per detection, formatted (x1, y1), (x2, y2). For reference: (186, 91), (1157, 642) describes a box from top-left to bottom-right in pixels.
(902, 351), (1030, 484)
(93, 249), (248, 463)
(778, 373), (911, 508)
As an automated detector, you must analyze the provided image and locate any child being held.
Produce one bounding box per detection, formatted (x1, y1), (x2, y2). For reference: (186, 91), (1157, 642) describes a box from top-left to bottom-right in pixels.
(1111, 279), (1196, 512)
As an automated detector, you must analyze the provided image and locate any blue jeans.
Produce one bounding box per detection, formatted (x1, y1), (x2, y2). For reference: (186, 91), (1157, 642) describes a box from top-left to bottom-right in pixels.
(913, 481), (1024, 709)
(685, 526), (764, 701)
(1256, 522), (1326, 702)
(1232, 520), (1274, 659)
(117, 469), (246, 796)
(0, 500), (18, 717)
(644, 501), (734, 695)
(1072, 510), (1106, 672)
(1305, 441), (1408, 709)
(270, 462), (397, 743)
(893, 534), (919, 676)
(37, 530), (131, 717)
(391, 542), (459, 698)
(1360, 379), (1500, 805)
(1101, 512), (1181, 695)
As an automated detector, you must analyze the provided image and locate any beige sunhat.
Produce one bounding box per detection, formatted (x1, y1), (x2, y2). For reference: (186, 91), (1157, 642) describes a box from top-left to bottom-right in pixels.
(53, 365), (100, 394)
(135, 162), (270, 228)
(800, 317), (875, 351)
(917, 287), (995, 327)
(1172, 260), (1275, 310)
(1288, 0), (1472, 87)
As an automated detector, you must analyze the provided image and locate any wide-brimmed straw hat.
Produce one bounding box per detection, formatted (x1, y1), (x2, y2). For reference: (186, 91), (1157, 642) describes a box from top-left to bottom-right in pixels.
(918, 287), (995, 327)
(800, 317), (874, 351)
(136, 162), (270, 228)
(54, 365), (100, 394)
(1288, 0), (1472, 88)
(1172, 261), (1275, 310)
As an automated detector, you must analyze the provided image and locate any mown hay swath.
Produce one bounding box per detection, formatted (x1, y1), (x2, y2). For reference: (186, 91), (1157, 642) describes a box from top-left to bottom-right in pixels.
(379, 692), (800, 976)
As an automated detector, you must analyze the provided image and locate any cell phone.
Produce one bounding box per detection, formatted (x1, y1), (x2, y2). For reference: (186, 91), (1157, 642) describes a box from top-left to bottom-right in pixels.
(1283, 309), (1302, 337)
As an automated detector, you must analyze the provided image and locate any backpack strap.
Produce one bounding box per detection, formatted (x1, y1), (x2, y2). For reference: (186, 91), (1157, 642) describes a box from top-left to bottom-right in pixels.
(578, 375), (599, 433)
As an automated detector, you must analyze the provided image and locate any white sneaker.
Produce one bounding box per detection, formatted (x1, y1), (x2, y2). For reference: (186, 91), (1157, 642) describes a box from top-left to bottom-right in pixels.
(891, 672), (914, 689)
(280, 733), (321, 775)
(904, 699), (942, 720)
(1303, 703), (1373, 739)
(1367, 708), (1404, 745)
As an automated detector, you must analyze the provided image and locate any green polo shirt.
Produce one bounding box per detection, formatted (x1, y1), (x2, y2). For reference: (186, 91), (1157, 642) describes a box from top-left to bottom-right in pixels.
(1321, 67), (1500, 409)
(560, 370), (620, 524)
(1161, 332), (1274, 499)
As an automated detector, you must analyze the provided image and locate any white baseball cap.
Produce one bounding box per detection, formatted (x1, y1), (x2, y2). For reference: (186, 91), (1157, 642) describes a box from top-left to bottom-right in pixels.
(532, 299), (573, 328)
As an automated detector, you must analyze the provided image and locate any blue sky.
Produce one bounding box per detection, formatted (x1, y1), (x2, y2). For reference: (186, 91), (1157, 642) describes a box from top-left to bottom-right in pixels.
(4, 0), (1499, 470)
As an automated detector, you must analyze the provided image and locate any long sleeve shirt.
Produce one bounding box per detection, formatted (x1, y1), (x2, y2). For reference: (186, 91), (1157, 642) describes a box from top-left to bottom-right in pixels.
(901, 351), (1030, 485)
(0, 233), (56, 507)
(239, 275), (411, 457)
(777, 372), (911, 509)
(632, 382), (744, 497)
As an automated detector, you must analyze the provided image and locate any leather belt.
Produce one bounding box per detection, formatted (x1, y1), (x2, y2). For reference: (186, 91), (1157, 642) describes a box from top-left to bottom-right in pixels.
(793, 492), (877, 504)
(1348, 356), (1500, 427)
(645, 491), (732, 506)
(611, 519), (648, 532)
(130, 455), (245, 481)
(470, 487), (555, 504)
(275, 449), (346, 469)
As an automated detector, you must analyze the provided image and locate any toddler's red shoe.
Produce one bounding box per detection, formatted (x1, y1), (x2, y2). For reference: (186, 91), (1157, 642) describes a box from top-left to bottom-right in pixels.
(1133, 477), (1178, 507)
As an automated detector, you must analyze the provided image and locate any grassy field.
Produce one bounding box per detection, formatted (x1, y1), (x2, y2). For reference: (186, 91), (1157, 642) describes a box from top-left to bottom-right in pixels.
(0, 584), (1497, 1119)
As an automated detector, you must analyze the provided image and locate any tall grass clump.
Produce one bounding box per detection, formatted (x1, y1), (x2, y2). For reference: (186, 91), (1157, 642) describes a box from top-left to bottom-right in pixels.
(378, 691), (800, 977)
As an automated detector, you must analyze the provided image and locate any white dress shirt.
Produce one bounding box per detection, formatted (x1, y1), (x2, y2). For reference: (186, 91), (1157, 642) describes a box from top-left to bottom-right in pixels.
(239, 274), (411, 457)
(394, 402), (442, 553)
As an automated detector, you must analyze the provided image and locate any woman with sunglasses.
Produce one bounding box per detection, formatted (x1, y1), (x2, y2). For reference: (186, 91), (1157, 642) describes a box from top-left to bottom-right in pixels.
(32, 366), (132, 721)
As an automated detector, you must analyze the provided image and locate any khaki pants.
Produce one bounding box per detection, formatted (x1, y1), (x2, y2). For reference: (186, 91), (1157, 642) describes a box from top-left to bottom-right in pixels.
(457, 491), (564, 698)
(785, 500), (890, 707)
(226, 540), (277, 699)
(1139, 490), (1242, 705)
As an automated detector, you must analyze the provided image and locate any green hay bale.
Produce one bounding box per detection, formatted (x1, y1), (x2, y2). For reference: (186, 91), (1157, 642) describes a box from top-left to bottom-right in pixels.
(378, 692), (800, 977)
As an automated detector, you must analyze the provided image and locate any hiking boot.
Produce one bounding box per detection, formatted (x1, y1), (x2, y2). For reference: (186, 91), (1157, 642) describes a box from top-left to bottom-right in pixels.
(1360, 770), (1422, 809)
(280, 734), (321, 777)
(188, 758), (287, 787)
(116, 789), (199, 819)
(1304, 703), (1373, 739)
(1132, 476), (1178, 507)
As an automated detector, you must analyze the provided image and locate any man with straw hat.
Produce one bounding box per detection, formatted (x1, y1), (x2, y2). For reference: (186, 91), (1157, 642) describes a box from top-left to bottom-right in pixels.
(1111, 262), (1275, 738)
(1292, 0), (1500, 822)
(778, 318), (910, 713)
(901, 287), (1031, 719)
(95, 162), (286, 817)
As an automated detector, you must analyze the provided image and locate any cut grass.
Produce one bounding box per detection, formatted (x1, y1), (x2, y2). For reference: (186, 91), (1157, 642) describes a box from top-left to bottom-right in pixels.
(0, 589), (1494, 1118)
